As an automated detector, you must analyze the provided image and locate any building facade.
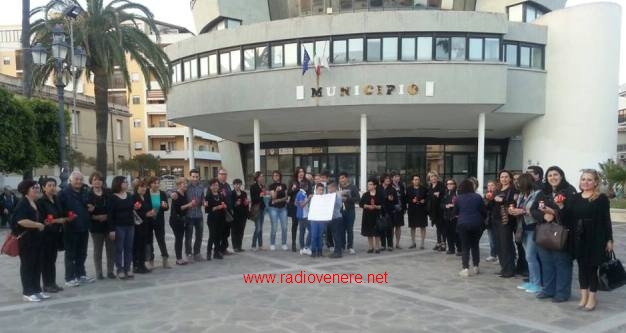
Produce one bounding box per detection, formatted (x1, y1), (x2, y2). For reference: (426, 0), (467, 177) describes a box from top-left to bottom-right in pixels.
(618, 84), (626, 165)
(165, 0), (621, 189)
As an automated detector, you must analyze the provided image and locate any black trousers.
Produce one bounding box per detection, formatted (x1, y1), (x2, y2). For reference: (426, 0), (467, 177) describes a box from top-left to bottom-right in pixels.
(148, 218), (169, 260)
(133, 223), (149, 267)
(41, 231), (59, 287)
(169, 219), (186, 260)
(19, 233), (42, 296)
(207, 218), (225, 257)
(64, 231), (88, 282)
(578, 259), (599, 292)
(291, 217), (298, 247)
(221, 218), (231, 252)
(435, 217), (447, 244)
(458, 224), (482, 269)
(380, 221), (394, 248)
(325, 223), (334, 248)
(446, 219), (460, 252)
(494, 221), (516, 276)
(231, 214), (247, 250)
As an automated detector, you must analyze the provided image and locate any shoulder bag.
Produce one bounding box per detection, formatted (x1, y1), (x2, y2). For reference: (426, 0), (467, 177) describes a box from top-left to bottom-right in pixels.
(535, 220), (568, 251)
(1, 231), (26, 257)
(598, 251), (626, 291)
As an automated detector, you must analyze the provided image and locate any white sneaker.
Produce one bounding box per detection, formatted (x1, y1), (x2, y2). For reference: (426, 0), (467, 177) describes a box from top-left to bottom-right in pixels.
(79, 275), (96, 284)
(270, 245), (276, 251)
(485, 256), (496, 262)
(23, 295), (41, 302)
(299, 249), (304, 255)
(349, 248), (356, 255)
(251, 246), (257, 251)
(64, 279), (80, 288)
(227, 248), (235, 254)
(304, 248), (312, 256)
(281, 244), (288, 251)
(36, 292), (50, 300)
(471, 266), (480, 275)
(459, 269), (470, 277)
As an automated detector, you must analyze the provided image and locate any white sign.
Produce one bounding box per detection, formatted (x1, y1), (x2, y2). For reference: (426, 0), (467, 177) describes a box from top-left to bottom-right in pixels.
(307, 193), (336, 221)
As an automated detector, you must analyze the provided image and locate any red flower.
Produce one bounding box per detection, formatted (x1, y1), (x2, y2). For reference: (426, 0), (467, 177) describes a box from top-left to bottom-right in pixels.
(46, 214), (54, 224)
(485, 192), (494, 201)
(555, 194), (566, 204)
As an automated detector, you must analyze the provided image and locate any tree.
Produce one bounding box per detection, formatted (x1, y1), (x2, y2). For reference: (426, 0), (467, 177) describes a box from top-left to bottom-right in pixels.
(117, 154), (160, 177)
(598, 159), (626, 198)
(30, 0), (171, 182)
(24, 98), (70, 169)
(0, 88), (37, 173)
(21, 0), (33, 99)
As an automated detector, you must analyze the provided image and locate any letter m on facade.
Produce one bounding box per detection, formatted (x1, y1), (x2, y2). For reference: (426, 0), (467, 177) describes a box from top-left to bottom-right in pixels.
(311, 87), (323, 97)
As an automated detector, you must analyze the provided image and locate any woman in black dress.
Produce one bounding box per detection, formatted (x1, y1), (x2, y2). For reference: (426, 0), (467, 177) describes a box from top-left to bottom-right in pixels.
(359, 178), (384, 253)
(406, 175), (428, 250)
(133, 180), (154, 274)
(568, 169), (613, 311)
(14, 180), (47, 302)
(427, 171), (446, 251)
(37, 178), (67, 292)
(380, 174), (397, 251)
(231, 178), (249, 252)
(87, 172), (114, 280)
(490, 170), (519, 278)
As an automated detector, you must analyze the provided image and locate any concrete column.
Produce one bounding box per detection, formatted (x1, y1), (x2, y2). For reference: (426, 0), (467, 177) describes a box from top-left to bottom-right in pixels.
(360, 114), (367, 193)
(188, 127), (195, 171)
(254, 119), (261, 172)
(477, 113), (485, 194)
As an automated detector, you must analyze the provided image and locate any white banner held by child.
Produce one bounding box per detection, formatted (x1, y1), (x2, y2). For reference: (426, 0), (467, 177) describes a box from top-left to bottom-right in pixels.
(307, 193), (336, 221)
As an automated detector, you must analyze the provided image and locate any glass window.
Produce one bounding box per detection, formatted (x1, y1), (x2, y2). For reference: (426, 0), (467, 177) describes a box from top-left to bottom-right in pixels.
(183, 60), (191, 80)
(333, 39), (347, 63)
(227, 19), (241, 28)
(468, 38), (483, 61)
(531, 47), (543, 69)
(485, 38), (500, 61)
(526, 6), (537, 22)
(435, 37), (450, 60)
(401, 37), (416, 61)
(172, 63), (181, 83)
(209, 54), (218, 75)
(244, 48), (255, 71)
(367, 38), (381, 61)
(370, 0), (383, 9)
(417, 36), (432, 60)
(220, 52), (230, 74)
(315, 40), (330, 61)
(508, 4), (523, 22)
(284, 43), (298, 66)
(200, 56), (209, 77)
(520, 46), (530, 68)
(341, 0), (353, 11)
(354, 0), (368, 10)
(230, 50), (241, 72)
(382, 37), (398, 61)
(256, 46), (269, 69)
(301, 42), (314, 65)
(348, 38), (364, 62)
(451, 37), (466, 60)
(272, 45), (284, 68)
(190, 58), (198, 78)
(505, 44), (517, 66)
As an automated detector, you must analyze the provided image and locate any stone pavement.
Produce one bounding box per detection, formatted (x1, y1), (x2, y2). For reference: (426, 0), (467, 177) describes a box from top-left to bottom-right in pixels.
(0, 213), (626, 333)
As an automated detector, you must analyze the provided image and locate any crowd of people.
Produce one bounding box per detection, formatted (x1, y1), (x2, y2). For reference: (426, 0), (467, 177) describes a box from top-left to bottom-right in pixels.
(4, 165), (614, 312)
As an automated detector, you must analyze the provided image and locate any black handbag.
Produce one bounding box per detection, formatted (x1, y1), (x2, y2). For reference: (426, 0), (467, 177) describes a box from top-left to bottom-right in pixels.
(535, 221), (568, 251)
(598, 251), (626, 291)
(376, 214), (391, 232)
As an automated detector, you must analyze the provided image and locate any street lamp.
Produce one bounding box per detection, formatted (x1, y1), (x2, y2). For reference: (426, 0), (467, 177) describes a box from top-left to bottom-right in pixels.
(31, 24), (85, 189)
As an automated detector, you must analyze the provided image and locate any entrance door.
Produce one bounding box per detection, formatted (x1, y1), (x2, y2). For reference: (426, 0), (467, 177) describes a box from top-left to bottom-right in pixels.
(444, 153), (476, 183)
(331, 154), (359, 188)
(294, 155), (328, 176)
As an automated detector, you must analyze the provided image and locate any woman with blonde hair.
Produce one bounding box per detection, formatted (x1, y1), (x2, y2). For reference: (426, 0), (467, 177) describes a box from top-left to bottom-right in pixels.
(567, 169), (613, 311)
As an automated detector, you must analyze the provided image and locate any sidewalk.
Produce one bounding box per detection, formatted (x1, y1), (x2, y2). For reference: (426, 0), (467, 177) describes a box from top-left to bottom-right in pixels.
(0, 211), (624, 332)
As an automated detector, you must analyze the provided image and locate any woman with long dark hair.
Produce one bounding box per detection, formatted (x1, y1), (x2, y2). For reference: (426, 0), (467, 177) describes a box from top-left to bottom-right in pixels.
(37, 178), (67, 292)
(490, 170), (519, 278)
(87, 172), (115, 280)
(568, 169), (613, 311)
(441, 179), (460, 255)
(250, 171), (266, 251)
(287, 167), (310, 252)
(531, 166), (577, 303)
(133, 180), (154, 274)
(454, 179), (487, 277)
(268, 170), (288, 251)
(108, 176), (135, 280)
(427, 171), (446, 251)
(206, 178), (227, 260)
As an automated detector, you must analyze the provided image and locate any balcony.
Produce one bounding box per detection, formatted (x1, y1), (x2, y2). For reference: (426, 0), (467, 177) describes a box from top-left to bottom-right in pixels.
(146, 103), (167, 114)
(146, 126), (186, 137)
(148, 150), (222, 161)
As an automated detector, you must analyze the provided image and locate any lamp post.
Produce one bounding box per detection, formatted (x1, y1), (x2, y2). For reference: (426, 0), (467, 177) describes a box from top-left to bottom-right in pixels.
(31, 24), (86, 189)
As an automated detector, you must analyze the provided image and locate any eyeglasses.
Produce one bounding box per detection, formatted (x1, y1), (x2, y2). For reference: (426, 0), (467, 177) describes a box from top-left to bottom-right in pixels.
(446, 183), (455, 185)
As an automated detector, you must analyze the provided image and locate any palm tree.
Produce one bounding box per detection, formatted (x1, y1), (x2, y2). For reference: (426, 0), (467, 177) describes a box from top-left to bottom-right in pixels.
(29, 0), (171, 181)
(22, 0), (33, 100)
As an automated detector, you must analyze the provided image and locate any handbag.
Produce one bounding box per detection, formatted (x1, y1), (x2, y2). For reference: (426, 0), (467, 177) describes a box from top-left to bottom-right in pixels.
(1, 232), (26, 257)
(225, 209), (234, 223)
(535, 222), (568, 251)
(248, 203), (261, 221)
(376, 214), (391, 232)
(598, 251), (626, 291)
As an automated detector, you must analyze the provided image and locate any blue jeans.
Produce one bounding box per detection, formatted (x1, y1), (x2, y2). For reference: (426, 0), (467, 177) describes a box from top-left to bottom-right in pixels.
(537, 247), (572, 300)
(252, 208), (265, 248)
(342, 209), (356, 249)
(298, 219), (311, 249)
(523, 230), (541, 287)
(488, 228), (497, 257)
(268, 207), (288, 246)
(331, 218), (345, 255)
(115, 226), (134, 274)
(310, 221), (325, 254)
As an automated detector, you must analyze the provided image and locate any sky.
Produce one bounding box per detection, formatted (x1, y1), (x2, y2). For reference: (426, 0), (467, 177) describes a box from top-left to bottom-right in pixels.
(1, 0), (624, 84)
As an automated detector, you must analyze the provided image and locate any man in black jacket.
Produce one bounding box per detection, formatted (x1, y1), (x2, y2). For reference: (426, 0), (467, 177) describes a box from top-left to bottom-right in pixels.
(217, 168), (233, 255)
(339, 172), (360, 254)
(59, 171), (95, 287)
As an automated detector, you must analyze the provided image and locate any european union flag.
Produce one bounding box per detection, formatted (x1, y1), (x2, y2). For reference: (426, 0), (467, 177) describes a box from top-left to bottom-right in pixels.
(302, 49), (310, 75)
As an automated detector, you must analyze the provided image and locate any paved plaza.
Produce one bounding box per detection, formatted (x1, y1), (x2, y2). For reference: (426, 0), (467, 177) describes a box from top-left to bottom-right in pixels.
(0, 212), (626, 333)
